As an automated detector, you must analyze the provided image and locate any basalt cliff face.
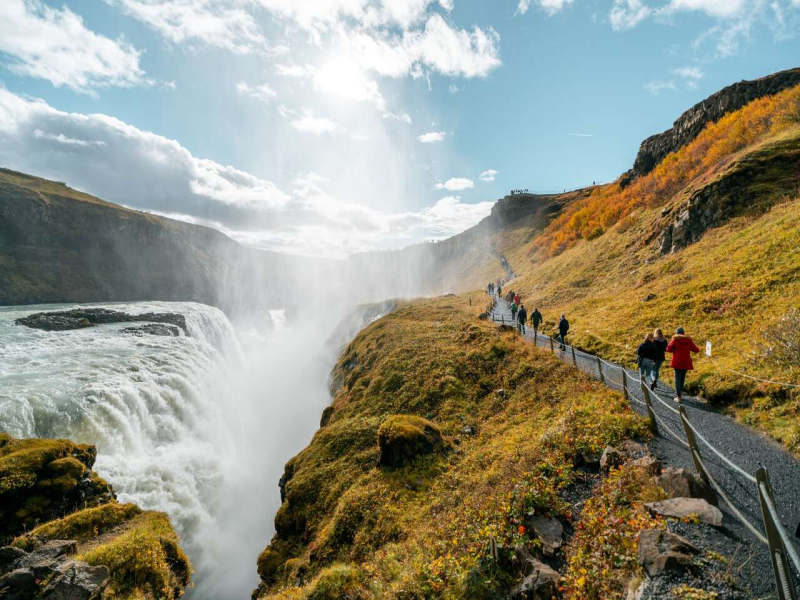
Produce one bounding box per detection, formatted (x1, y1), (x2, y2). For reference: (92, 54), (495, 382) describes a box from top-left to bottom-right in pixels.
(628, 67), (800, 179)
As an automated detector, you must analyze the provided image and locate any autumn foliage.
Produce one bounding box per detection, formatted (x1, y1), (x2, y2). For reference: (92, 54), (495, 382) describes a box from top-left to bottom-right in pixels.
(533, 83), (800, 258)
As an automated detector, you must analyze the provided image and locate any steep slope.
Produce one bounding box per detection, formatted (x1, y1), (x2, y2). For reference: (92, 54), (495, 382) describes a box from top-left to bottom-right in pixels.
(450, 83), (800, 453)
(0, 168), (318, 314)
(254, 296), (754, 599)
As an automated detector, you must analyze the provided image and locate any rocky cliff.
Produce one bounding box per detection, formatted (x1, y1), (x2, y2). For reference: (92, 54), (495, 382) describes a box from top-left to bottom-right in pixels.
(629, 67), (800, 178)
(0, 168), (316, 313)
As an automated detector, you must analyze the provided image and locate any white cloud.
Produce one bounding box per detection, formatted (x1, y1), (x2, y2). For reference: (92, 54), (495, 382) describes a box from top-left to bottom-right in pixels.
(0, 0), (145, 92)
(107, 0), (269, 54)
(566, 132), (593, 137)
(672, 66), (704, 79)
(538, 0), (574, 14)
(610, 0), (652, 30)
(479, 169), (498, 181)
(236, 81), (278, 103)
(434, 177), (474, 191)
(0, 89), (494, 257)
(418, 131), (446, 143)
(665, 0), (747, 19)
(33, 129), (106, 147)
(448, 84), (460, 93)
(517, 0), (532, 14)
(644, 79), (677, 94)
(290, 113), (342, 135)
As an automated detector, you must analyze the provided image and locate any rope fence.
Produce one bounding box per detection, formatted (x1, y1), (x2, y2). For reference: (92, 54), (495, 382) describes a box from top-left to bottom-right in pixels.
(486, 292), (799, 599)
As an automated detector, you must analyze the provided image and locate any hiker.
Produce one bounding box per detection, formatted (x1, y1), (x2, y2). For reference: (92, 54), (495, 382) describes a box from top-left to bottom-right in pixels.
(637, 333), (658, 388)
(652, 328), (668, 390)
(497, 284), (502, 297)
(506, 291), (514, 307)
(510, 301), (518, 321)
(517, 305), (527, 334)
(557, 314), (569, 350)
(666, 327), (700, 403)
(530, 307), (543, 337)
(513, 293), (521, 306)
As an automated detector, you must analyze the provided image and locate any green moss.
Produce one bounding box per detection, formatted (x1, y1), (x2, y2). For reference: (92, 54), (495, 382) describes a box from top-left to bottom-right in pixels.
(306, 564), (368, 600)
(13, 503), (143, 551)
(79, 511), (192, 600)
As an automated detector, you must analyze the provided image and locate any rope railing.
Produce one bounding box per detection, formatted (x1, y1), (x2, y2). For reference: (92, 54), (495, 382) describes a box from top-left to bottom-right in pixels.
(485, 291), (800, 595)
(710, 356), (800, 389)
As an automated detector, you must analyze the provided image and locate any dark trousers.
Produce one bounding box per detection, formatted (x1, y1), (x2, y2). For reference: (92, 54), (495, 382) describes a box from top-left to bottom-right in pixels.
(558, 333), (567, 349)
(674, 369), (688, 397)
(517, 321), (525, 334)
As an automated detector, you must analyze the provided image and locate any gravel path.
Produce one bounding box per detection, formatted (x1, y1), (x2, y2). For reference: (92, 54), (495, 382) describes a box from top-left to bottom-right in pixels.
(490, 295), (800, 599)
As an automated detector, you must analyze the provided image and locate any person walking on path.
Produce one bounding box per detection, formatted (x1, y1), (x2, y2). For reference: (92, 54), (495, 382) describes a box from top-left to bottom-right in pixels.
(530, 307), (542, 337)
(510, 301), (518, 322)
(557, 314), (569, 350)
(506, 291), (514, 307)
(652, 328), (668, 390)
(666, 327), (700, 403)
(497, 285), (502, 298)
(637, 333), (658, 388)
(517, 305), (527, 334)
(513, 293), (521, 306)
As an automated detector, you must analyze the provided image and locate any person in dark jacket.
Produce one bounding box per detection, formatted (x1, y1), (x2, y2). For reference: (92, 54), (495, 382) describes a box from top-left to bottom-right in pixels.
(557, 314), (569, 350)
(652, 328), (668, 390)
(530, 308), (543, 337)
(517, 305), (527, 334)
(666, 327), (701, 403)
(637, 333), (658, 388)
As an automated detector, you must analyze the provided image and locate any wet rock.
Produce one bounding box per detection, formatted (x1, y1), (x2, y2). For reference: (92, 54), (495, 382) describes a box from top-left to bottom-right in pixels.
(121, 323), (181, 337)
(39, 561), (109, 600)
(645, 498), (723, 527)
(630, 455), (662, 476)
(16, 308), (188, 334)
(638, 528), (700, 577)
(600, 446), (623, 474)
(658, 467), (717, 506)
(378, 415), (446, 468)
(511, 545), (560, 599)
(528, 515), (563, 557)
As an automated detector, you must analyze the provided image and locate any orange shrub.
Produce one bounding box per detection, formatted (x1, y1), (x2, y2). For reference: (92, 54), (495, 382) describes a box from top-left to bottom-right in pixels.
(533, 84), (800, 258)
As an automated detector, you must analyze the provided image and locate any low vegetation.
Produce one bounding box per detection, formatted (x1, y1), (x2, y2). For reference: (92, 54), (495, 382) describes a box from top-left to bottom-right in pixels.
(0, 433), (192, 599)
(255, 296), (651, 598)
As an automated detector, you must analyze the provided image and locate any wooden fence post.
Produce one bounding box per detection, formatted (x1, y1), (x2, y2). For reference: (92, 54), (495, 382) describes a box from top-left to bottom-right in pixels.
(756, 467), (798, 600)
(679, 406), (708, 485)
(549, 337), (554, 353)
(621, 370), (629, 402)
(640, 382), (659, 434)
(571, 346), (577, 366)
(596, 357), (605, 383)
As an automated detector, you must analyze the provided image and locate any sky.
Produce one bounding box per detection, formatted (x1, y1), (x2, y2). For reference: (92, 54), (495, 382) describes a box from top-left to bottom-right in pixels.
(0, 0), (798, 257)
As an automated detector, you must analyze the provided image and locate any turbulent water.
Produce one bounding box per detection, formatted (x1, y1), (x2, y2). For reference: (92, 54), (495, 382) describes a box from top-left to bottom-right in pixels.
(0, 301), (337, 598)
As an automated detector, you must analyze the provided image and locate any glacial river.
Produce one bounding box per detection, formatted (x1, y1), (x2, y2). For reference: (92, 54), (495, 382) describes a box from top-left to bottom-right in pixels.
(0, 301), (336, 598)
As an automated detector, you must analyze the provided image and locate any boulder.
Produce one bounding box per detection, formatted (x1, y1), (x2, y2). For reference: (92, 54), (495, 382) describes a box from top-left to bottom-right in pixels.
(121, 323), (181, 337)
(39, 561), (109, 600)
(658, 467), (717, 506)
(528, 516), (563, 557)
(378, 415), (446, 468)
(511, 545), (560, 599)
(645, 498), (723, 527)
(0, 546), (27, 572)
(600, 446), (623, 474)
(626, 579), (647, 600)
(0, 568), (39, 600)
(15, 308), (188, 334)
(319, 406), (334, 428)
(618, 440), (648, 459)
(638, 528), (700, 577)
(630, 455), (662, 476)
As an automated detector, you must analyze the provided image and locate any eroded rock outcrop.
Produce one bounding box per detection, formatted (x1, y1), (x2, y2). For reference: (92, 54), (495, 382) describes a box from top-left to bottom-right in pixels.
(377, 415), (447, 468)
(629, 67), (800, 178)
(15, 308), (188, 334)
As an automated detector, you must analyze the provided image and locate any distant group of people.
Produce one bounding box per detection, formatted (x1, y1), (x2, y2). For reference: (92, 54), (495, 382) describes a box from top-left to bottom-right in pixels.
(637, 328), (700, 403)
(486, 283), (701, 404)
(510, 189), (529, 195)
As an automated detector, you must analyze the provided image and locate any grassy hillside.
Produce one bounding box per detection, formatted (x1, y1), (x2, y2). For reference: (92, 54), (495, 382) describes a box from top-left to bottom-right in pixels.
(418, 85), (800, 454)
(254, 295), (665, 598)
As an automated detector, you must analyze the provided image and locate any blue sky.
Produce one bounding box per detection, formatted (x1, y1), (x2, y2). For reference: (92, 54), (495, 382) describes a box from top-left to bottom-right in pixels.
(0, 0), (798, 256)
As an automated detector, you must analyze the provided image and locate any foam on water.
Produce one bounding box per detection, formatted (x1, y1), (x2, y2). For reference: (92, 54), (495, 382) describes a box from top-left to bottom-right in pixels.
(0, 301), (333, 598)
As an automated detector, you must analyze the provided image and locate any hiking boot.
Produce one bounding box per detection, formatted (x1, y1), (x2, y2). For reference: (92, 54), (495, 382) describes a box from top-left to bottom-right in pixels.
(674, 396), (682, 404)
(650, 381), (657, 391)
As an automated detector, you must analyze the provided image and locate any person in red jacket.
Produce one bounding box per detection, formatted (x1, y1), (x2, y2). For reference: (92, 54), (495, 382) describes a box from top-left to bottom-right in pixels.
(666, 327), (700, 403)
(514, 293), (521, 306)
